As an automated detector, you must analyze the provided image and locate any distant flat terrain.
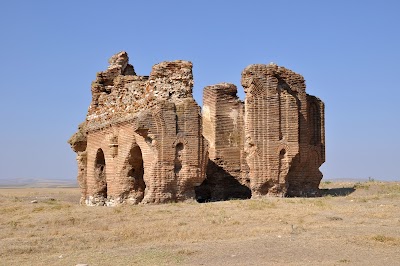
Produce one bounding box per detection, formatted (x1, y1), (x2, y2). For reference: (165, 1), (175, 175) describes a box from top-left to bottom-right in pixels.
(0, 181), (399, 265)
(0, 177), (77, 188)
(0, 177), (378, 188)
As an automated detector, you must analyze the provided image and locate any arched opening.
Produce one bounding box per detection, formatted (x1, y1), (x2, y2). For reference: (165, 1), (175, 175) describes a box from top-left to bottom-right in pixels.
(126, 145), (145, 202)
(278, 149), (288, 185)
(94, 148), (107, 198)
(174, 143), (184, 174)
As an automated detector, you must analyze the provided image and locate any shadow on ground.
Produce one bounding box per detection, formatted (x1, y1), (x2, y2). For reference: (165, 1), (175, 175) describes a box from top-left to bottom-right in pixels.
(320, 187), (356, 197)
(195, 160), (251, 203)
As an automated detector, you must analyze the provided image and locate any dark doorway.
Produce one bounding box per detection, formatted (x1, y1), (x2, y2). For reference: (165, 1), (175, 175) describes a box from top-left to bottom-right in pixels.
(94, 148), (107, 198)
(126, 145), (145, 202)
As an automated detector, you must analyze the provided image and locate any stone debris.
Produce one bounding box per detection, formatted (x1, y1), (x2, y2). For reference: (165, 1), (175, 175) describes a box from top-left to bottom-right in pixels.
(68, 51), (325, 205)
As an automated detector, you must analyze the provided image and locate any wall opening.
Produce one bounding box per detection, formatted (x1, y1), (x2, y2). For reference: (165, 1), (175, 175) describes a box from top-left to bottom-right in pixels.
(278, 149), (287, 185)
(174, 143), (184, 174)
(94, 148), (107, 198)
(126, 145), (146, 200)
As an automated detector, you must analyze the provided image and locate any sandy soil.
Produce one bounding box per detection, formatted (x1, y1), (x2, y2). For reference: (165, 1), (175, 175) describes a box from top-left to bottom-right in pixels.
(0, 181), (399, 265)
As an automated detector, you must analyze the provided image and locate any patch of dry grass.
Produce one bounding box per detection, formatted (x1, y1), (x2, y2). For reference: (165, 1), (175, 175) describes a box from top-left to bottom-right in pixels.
(370, 235), (400, 245)
(0, 182), (399, 265)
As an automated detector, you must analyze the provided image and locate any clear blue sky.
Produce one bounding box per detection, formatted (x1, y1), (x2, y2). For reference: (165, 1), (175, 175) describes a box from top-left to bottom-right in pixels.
(0, 0), (399, 181)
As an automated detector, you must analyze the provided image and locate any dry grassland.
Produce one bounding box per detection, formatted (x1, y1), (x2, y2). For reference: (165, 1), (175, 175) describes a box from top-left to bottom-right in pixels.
(0, 181), (400, 265)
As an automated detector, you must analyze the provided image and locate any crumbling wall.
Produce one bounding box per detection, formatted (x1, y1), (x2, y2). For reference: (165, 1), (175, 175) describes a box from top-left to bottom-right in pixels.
(285, 94), (325, 196)
(67, 122), (87, 204)
(69, 51), (325, 205)
(197, 83), (250, 201)
(70, 52), (208, 205)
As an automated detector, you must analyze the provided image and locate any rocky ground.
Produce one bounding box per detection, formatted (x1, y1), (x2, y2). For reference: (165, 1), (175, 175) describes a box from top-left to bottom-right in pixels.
(0, 181), (399, 265)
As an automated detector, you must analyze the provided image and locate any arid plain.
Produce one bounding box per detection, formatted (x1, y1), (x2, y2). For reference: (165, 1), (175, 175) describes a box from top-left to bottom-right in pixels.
(0, 181), (399, 265)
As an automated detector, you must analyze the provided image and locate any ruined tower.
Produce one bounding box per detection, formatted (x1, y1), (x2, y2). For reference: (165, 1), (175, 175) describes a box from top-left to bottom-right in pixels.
(69, 51), (325, 205)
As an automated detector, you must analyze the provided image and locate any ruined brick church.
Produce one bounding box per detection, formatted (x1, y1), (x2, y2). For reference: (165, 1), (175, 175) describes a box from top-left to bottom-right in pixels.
(68, 51), (325, 206)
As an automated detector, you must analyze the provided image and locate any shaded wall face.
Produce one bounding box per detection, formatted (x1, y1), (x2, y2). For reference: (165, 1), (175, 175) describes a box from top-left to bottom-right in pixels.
(285, 95), (325, 196)
(307, 95), (325, 164)
(283, 94), (325, 196)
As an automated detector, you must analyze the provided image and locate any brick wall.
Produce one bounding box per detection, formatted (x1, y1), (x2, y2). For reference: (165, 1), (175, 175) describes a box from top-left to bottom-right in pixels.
(69, 51), (325, 205)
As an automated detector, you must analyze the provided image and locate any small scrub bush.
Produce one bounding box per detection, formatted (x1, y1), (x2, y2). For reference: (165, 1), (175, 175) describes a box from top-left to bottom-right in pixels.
(312, 199), (327, 207)
(43, 198), (57, 204)
(176, 249), (198, 256)
(371, 235), (399, 245)
(12, 197), (22, 202)
(372, 235), (395, 243)
(247, 200), (277, 210)
(32, 206), (45, 212)
(9, 220), (19, 228)
(0, 206), (20, 214)
(354, 182), (370, 190)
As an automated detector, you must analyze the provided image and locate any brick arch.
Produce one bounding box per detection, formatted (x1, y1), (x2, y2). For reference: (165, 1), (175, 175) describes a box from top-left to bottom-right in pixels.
(276, 144), (291, 155)
(174, 142), (184, 174)
(94, 148), (107, 198)
(131, 131), (157, 203)
(278, 147), (289, 185)
(121, 142), (145, 203)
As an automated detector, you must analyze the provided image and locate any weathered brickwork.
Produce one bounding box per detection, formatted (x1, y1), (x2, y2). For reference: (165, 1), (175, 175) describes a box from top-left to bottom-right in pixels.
(197, 83), (250, 201)
(240, 63), (324, 197)
(69, 52), (208, 206)
(69, 52), (325, 205)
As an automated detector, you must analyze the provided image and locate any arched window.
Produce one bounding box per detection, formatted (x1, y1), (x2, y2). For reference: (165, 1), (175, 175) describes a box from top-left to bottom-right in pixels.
(174, 143), (184, 174)
(126, 145), (145, 198)
(94, 148), (107, 198)
(278, 149), (287, 184)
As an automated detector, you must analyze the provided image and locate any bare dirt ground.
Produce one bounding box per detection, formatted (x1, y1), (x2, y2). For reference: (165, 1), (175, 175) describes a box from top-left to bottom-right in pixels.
(0, 181), (399, 266)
